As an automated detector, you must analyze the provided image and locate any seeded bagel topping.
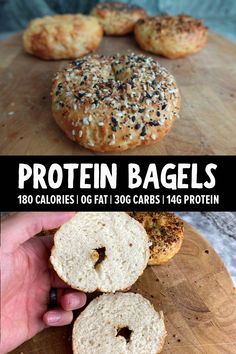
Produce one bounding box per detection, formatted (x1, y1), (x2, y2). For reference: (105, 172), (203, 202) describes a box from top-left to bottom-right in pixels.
(52, 53), (180, 150)
(137, 14), (207, 35)
(95, 2), (143, 12)
(128, 211), (184, 251)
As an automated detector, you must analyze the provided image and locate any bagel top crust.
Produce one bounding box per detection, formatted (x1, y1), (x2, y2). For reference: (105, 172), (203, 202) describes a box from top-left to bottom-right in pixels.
(129, 212), (184, 255)
(134, 14), (208, 58)
(51, 53), (180, 152)
(23, 14), (103, 60)
(136, 14), (207, 36)
(91, 2), (147, 35)
(93, 2), (145, 12)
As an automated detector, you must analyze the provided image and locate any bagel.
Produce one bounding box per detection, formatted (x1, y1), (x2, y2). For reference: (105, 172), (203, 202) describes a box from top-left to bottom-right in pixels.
(23, 14), (103, 60)
(128, 212), (184, 265)
(50, 212), (149, 293)
(134, 14), (208, 59)
(51, 53), (180, 152)
(91, 2), (147, 36)
(72, 292), (166, 354)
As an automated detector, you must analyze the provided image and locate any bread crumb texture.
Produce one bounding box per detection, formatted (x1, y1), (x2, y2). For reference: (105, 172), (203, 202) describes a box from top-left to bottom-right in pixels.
(50, 212), (149, 292)
(73, 292), (166, 354)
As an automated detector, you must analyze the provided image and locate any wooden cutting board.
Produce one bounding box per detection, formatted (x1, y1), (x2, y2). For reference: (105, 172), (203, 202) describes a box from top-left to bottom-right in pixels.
(0, 32), (236, 155)
(10, 221), (236, 354)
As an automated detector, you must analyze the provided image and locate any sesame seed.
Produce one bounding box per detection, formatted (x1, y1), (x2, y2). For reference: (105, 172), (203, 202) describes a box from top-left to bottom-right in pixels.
(111, 117), (118, 125)
(162, 104), (167, 110)
(79, 130), (83, 137)
(140, 126), (147, 136)
(82, 117), (90, 125)
(159, 118), (165, 125)
(55, 52), (179, 148)
(159, 92), (164, 101)
(151, 133), (157, 140)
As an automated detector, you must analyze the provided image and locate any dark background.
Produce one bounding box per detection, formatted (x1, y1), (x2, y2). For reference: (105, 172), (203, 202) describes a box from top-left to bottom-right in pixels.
(1, 155), (234, 212)
(0, 0), (236, 42)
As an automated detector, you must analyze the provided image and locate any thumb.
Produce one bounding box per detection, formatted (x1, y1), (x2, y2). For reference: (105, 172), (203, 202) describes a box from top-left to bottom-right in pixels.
(1, 212), (75, 252)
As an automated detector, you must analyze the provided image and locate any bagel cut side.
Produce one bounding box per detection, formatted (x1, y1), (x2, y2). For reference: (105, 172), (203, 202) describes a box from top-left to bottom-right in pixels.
(73, 292), (166, 354)
(50, 212), (149, 293)
(51, 53), (180, 152)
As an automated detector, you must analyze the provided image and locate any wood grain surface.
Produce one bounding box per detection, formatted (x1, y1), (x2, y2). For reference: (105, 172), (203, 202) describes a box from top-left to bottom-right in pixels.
(0, 32), (236, 155)
(10, 221), (236, 354)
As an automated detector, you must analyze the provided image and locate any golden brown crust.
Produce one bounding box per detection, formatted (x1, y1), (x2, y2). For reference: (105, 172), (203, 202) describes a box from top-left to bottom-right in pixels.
(134, 14), (208, 59)
(128, 212), (184, 265)
(23, 14), (103, 60)
(91, 2), (147, 35)
(51, 53), (180, 152)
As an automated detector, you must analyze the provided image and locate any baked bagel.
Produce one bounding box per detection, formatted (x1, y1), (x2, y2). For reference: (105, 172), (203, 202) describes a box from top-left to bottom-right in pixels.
(51, 53), (180, 152)
(134, 14), (208, 59)
(73, 292), (166, 354)
(23, 14), (103, 60)
(129, 212), (184, 265)
(91, 2), (147, 35)
(50, 212), (149, 293)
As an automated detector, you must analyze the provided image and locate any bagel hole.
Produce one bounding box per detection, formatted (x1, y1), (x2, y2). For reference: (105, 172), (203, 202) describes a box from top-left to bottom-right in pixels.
(91, 247), (106, 270)
(116, 326), (132, 343)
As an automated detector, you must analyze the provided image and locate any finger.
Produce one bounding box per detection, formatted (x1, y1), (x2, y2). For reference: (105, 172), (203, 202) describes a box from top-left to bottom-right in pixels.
(59, 290), (87, 311)
(50, 269), (72, 288)
(39, 235), (54, 251)
(2, 212), (75, 252)
(43, 309), (73, 327)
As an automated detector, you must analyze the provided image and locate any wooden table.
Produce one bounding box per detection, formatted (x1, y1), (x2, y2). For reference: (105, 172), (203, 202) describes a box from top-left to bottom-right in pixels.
(0, 32), (236, 155)
(10, 221), (236, 354)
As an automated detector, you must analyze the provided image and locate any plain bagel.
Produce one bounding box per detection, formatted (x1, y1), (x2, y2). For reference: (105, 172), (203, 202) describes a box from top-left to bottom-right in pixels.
(91, 2), (147, 35)
(50, 212), (149, 293)
(51, 53), (180, 152)
(134, 14), (208, 59)
(72, 292), (166, 354)
(23, 14), (103, 60)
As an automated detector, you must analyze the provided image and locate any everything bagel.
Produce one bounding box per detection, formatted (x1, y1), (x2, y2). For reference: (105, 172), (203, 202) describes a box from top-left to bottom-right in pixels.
(134, 14), (208, 59)
(51, 53), (180, 152)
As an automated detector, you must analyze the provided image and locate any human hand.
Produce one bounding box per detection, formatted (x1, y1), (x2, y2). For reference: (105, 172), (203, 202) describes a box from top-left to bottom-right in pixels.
(1, 212), (87, 354)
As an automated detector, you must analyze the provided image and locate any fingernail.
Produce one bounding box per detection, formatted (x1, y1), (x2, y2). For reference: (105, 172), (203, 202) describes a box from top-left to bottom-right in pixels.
(47, 312), (61, 324)
(67, 295), (81, 308)
(66, 294), (85, 309)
